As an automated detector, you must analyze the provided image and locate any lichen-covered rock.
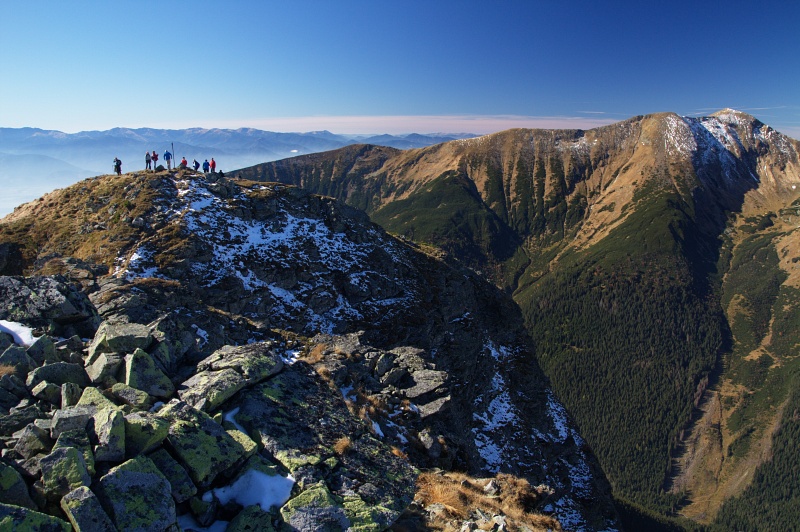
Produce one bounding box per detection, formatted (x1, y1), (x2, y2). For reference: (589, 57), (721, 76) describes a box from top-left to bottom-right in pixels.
(50, 405), (94, 439)
(157, 400), (246, 488)
(280, 481), (349, 532)
(31, 380), (62, 406)
(147, 448), (197, 503)
(87, 320), (152, 363)
(61, 382), (81, 408)
(26, 361), (90, 389)
(228, 504), (278, 532)
(0, 275), (99, 338)
(124, 412), (169, 457)
(95, 455), (176, 532)
(124, 348), (174, 399)
(178, 367), (245, 412)
(13, 422), (53, 459)
(0, 346), (37, 378)
(0, 501), (71, 531)
(85, 352), (123, 385)
(26, 335), (57, 366)
(0, 462), (36, 508)
(110, 382), (151, 409)
(53, 429), (95, 476)
(177, 342), (284, 412)
(40, 446), (91, 501)
(227, 429), (259, 460)
(60, 486), (116, 532)
(91, 408), (125, 462)
(77, 387), (120, 411)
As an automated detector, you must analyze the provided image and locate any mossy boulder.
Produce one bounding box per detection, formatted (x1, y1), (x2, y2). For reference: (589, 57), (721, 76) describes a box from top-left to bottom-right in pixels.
(26, 362), (90, 389)
(280, 481), (349, 531)
(87, 320), (152, 362)
(77, 387), (121, 411)
(178, 367), (245, 412)
(110, 382), (151, 409)
(95, 455), (176, 532)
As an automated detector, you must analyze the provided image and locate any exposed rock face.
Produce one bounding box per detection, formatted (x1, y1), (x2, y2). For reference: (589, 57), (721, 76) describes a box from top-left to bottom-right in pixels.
(0, 170), (619, 529)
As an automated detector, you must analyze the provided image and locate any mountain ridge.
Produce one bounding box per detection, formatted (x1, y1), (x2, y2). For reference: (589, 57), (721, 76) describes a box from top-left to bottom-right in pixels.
(233, 109), (800, 527)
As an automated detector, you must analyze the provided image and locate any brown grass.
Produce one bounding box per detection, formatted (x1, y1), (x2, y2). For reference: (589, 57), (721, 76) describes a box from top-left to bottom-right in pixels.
(414, 471), (561, 531)
(303, 344), (327, 364)
(333, 436), (352, 455)
(0, 364), (16, 377)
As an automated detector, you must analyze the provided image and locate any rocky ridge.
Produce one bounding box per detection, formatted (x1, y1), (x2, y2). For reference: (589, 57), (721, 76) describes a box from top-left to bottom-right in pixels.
(0, 170), (619, 530)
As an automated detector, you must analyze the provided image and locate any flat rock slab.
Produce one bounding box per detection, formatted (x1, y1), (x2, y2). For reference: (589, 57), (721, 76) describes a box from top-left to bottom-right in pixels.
(60, 486), (116, 532)
(0, 502), (71, 531)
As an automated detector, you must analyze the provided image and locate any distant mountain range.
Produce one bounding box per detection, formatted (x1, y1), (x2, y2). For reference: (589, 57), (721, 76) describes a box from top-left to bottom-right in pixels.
(0, 127), (475, 216)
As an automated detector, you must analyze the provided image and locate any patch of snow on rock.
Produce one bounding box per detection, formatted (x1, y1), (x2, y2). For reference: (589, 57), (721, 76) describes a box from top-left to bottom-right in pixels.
(0, 320), (38, 347)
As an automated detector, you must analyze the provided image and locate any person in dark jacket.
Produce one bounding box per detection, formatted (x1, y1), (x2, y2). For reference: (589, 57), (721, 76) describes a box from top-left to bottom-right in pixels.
(202, 159), (210, 173)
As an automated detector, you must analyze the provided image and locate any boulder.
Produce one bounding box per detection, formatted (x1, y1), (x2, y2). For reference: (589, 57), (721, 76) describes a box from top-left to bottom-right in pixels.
(39, 446), (91, 501)
(227, 504), (278, 532)
(85, 352), (123, 385)
(156, 400), (246, 488)
(53, 429), (95, 477)
(111, 382), (151, 409)
(0, 462), (36, 508)
(280, 481), (349, 532)
(60, 486), (116, 532)
(123, 412), (169, 456)
(0, 403), (45, 435)
(87, 321), (152, 363)
(26, 335), (57, 366)
(50, 406), (94, 439)
(124, 348), (174, 398)
(177, 342), (284, 412)
(77, 387), (120, 411)
(400, 369), (448, 399)
(61, 382), (82, 408)
(147, 448), (197, 503)
(31, 381), (62, 406)
(95, 455), (176, 531)
(0, 502), (71, 531)
(90, 408), (125, 462)
(13, 422), (53, 459)
(26, 362), (90, 389)
(0, 373), (28, 399)
(0, 275), (99, 338)
(178, 367), (245, 412)
(0, 346), (37, 378)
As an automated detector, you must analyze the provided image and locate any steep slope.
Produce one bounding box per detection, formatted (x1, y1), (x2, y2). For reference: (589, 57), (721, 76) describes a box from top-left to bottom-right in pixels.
(0, 170), (619, 530)
(236, 110), (800, 525)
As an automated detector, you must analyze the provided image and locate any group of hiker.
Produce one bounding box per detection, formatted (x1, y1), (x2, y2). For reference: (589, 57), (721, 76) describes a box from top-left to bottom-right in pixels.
(114, 151), (219, 176)
(144, 151), (217, 173)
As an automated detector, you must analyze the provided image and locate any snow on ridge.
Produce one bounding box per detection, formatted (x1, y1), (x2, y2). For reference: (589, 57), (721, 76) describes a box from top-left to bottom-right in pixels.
(472, 372), (520, 472)
(664, 115), (696, 158)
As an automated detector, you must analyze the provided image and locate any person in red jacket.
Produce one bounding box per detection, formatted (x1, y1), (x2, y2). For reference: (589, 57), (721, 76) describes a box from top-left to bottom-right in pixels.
(210, 158), (216, 173)
(179, 157), (188, 169)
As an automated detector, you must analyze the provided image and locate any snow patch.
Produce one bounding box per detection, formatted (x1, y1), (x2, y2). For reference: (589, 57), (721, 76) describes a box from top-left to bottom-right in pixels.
(204, 469), (294, 511)
(0, 320), (37, 347)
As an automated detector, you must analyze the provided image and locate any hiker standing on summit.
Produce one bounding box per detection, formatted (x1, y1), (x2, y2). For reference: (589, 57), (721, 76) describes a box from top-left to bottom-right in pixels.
(210, 158), (216, 173)
(145, 151), (151, 171)
(151, 151), (159, 169)
(164, 150), (172, 170)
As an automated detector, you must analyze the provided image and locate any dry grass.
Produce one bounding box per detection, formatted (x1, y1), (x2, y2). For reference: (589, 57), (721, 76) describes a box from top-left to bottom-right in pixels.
(391, 446), (409, 460)
(302, 344), (327, 364)
(0, 364), (16, 377)
(333, 436), (352, 455)
(415, 471), (561, 531)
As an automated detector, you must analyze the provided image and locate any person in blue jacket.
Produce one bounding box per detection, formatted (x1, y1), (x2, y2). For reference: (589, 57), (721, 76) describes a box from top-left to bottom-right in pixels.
(164, 150), (173, 170)
(202, 159), (210, 173)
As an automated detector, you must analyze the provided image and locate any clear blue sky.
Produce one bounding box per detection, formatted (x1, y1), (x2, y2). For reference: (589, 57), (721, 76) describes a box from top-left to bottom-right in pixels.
(2, 0), (799, 137)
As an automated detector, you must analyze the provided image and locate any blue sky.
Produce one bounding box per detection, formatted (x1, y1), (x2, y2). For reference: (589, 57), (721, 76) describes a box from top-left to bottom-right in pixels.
(2, 0), (799, 137)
